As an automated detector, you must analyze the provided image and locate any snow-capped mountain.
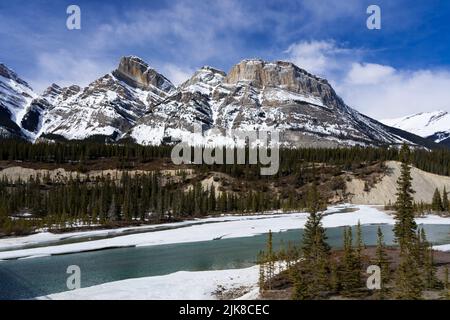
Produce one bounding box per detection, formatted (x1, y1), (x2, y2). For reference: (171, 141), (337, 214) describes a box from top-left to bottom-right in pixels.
(0, 63), (36, 138)
(381, 111), (450, 145)
(0, 57), (439, 149)
(23, 56), (176, 141)
(129, 59), (429, 148)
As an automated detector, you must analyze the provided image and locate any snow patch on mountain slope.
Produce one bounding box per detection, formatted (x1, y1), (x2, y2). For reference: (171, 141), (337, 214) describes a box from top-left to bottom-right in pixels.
(0, 72), (36, 124)
(35, 72), (170, 141)
(0, 58), (431, 148)
(262, 87), (326, 107)
(130, 60), (416, 148)
(381, 110), (450, 142)
(130, 124), (166, 145)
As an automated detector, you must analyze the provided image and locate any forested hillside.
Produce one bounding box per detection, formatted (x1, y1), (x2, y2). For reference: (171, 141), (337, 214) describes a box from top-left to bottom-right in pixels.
(2, 139), (450, 236)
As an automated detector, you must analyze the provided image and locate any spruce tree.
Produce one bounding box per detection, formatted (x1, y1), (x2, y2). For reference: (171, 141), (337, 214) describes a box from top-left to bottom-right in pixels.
(432, 188), (443, 212)
(442, 187), (449, 212)
(374, 227), (390, 296)
(300, 182), (331, 298)
(395, 253), (423, 299)
(356, 220), (364, 261)
(393, 144), (423, 299)
(329, 259), (339, 293)
(443, 267), (450, 300)
(265, 230), (275, 289)
(393, 144), (418, 250)
(420, 229), (440, 289)
(257, 250), (266, 293)
(291, 268), (310, 300)
(339, 227), (362, 295)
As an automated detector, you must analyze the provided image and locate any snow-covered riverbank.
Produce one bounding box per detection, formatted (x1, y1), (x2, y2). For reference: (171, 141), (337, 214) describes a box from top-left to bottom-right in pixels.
(1, 205), (449, 260)
(38, 266), (260, 300)
(435, 244), (450, 251)
(39, 243), (450, 300)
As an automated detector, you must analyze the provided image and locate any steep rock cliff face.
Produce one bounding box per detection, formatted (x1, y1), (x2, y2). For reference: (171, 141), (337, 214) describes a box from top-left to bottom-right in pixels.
(113, 56), (174, 92)
(129, 59), (412, 148)
(0, 57), (435, 149)
(0, 63), (36, 138)
(24, 56), (176, 141)
(225, 60), (344, 109)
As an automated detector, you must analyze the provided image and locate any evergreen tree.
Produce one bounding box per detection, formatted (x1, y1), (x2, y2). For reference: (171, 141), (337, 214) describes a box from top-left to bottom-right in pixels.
(356, 220), (364, 261)
(443, 267), (450, 300)
(395, 252), (424, 300)
(291, 268), (310, 300)
(420, 229), (440, 289)
(257, 250), (266, 293)
(329, 259), (339, 293)
(265, 230), (275, 290)
(339, 227), (363, 295)
(432, 188), (443, 212)
(393, 144), (418, 251)
(442, 186), (449, 212)
(374, 227), (390, 296)
(393, 144), (423, 299)
(298, 182), (331, 299)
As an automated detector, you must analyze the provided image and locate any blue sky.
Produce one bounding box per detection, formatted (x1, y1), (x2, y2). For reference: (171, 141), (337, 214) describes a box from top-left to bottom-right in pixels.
(1, 0), (450, 118)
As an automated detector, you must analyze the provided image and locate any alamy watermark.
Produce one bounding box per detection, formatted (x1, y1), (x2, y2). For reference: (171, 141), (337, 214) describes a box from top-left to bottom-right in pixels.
(367, 5), (381, 30)
(170, 126), (280, 176)
(66, 265), (81, 290)
(366, 265), (381, 290)
(66, 5), (81, 30)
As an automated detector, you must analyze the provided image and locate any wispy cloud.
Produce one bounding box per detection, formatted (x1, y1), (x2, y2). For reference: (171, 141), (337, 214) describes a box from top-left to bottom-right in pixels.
(29, 50), (114, 93)
(21, 0), (268, 90)
(284, 39), (450, 118)
(2, 0), (450, 119)
(339, 67), (450, 119)
(345, 63), (396, 85)
(161, 64), (195, 86)
(89, 0), (260, 66)
(284, 40), (359, 77)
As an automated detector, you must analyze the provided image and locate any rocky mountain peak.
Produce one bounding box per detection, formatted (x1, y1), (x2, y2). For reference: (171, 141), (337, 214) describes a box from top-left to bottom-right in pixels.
(225, 59), (327, 88)
(42, 83), (62, 100)
(180, 66), (226, 91)
(429, 110), (448, 123)
(0, 63), (32, 89)
(59, 85), (81, 101)
(224, 59), (342, 110)
(112, 56), (175, 93)
(199, 66), (226, 76)
(0, 57), (436, 149)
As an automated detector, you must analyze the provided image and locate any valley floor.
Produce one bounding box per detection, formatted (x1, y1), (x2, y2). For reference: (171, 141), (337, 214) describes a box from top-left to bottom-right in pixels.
(1, 205), (449, 300)
(1, 205), (449, 260)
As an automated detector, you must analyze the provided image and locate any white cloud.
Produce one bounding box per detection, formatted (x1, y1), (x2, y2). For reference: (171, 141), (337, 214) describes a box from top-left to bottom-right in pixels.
(30, 50), (113, 93)
(346, 63), (396, 85)
(162, 64), (194, 86)
(285, 40), (350, 76)
(21, 0), (262, 92)
(338, 68), (450, 118)
(285, 40), (450, 119)
(90, 0), (258, 65)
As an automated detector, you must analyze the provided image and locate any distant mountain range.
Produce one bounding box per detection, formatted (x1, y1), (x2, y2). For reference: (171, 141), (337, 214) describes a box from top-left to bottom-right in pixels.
(381, 111), (450, 147)
(0, 56), (440, 149)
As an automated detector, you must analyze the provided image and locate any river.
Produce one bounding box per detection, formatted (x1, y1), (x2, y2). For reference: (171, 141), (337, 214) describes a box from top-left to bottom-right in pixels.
(1, 223), (449, 299)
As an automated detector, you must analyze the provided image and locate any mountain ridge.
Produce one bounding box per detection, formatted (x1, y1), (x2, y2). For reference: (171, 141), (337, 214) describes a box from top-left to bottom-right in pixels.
(0, 56), (441, 149)
(381, 110), (450, 146)
(0, 63), (37, 138)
